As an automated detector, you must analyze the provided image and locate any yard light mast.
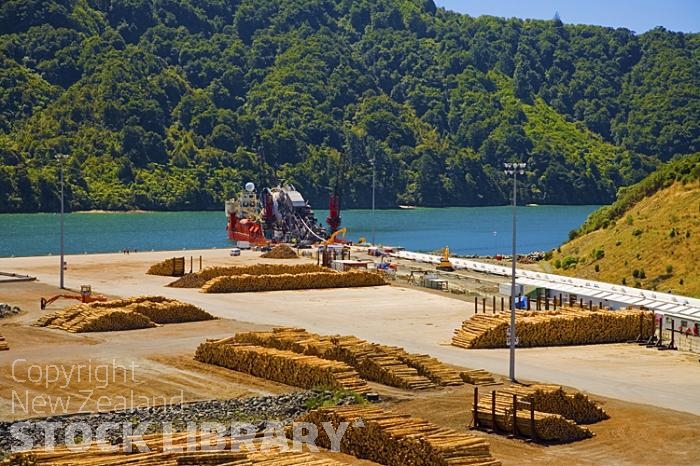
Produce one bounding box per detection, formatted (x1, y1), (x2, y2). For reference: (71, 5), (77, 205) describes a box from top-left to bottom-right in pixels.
(504, 161), (526, 382)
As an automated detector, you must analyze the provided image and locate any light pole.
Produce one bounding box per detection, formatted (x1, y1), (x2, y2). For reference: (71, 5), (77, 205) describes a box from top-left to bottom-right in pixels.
(371, 155), (376, 245)
(56, 154), (68, 289)
(504, 161), (526, 382)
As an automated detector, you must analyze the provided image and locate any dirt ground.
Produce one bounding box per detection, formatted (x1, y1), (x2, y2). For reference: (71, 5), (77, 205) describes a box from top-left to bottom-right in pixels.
(1, 249), (700, 465)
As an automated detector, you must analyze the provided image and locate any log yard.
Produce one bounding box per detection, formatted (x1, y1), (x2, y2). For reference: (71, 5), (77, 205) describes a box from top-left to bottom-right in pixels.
(1, 246), (699, 465)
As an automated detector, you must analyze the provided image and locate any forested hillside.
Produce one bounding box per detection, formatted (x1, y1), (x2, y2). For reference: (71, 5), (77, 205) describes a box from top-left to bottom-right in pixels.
(0, 0), (698, 212)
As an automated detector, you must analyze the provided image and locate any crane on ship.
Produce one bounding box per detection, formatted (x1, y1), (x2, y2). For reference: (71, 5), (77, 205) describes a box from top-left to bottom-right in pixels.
(327, 149), (348, 234)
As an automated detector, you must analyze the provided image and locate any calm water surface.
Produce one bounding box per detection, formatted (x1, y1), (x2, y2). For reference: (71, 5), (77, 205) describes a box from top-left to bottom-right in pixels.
(0, 205), (600, 258)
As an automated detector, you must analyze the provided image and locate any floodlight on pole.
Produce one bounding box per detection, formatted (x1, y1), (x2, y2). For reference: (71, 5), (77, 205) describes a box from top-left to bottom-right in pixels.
(504, 161), (526, 382)
(56, 154), (69, 289)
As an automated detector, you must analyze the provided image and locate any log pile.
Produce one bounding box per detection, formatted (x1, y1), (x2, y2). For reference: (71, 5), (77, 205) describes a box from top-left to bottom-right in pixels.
(292, 405), (501, 466)
(36, 297), (214, 332)
(2, 433), (352, 465)
(168, 264), (327, 288)
(374, 344), (464, 386)
(36, 306), (157, 332)
(146, 257), (185, 276)
(452, 308), (654, 349)
(233, 328), (437, 390)
(0, 334), (8, 351)
(499, 384), (608, 424)
(475, 392), (593, 443)
(260, 244), (298, 259)
(195, 340), (370, 394)
(201, 270), (387, 293)
(460, 369), (498, 386)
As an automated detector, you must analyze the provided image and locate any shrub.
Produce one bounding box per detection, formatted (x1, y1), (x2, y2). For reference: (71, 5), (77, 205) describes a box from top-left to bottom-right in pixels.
(632, 228), (643, 236)
(561, 256), (579, 270)
(666, 264), (673, 274)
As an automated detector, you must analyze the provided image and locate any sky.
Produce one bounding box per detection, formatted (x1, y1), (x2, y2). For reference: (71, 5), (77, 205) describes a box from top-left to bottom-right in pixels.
(434, 0), (700, 34)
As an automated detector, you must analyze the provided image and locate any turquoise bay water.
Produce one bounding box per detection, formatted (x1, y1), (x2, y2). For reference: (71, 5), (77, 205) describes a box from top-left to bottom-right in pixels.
(0, 205), (600, 258)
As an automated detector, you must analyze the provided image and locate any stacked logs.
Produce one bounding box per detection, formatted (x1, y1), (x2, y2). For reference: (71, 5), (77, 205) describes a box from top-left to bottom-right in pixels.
(0, 334), (8, 351)
(475, 391), (593, 443)
(36, 297), (214, 332)
(233, 328), (437, 390)
(201, 270), (387, 293)
(168, 264), (326, 288)
(374, 344), (464, 386)
(36, 306), (156, 332)
(452, 308), (654, 349)
(195, 340), (370, 394)
(460, 369), (498, 386)
(499, 384), (608, 424)
(2, 432), (352, 465)
(260, 244), (298, 259)
(291, 406), (501, 466)
(146, 257), (185, 276)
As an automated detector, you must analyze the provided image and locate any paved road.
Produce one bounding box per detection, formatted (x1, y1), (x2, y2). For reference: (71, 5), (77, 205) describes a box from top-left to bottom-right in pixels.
(2, 249), (700, 416)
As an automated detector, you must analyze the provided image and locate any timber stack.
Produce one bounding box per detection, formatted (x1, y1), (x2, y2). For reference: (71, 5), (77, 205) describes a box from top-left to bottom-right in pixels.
(499, 384), (609, 424)
(168, 264), (326, 288)
(36, 297), (214, 332)
(460, 369), (498, 386)
(475, 391), (593, 443)
(194, 340), (370, 394)
(201, 270), (386, 293)
(2, 432), (353, 465)
(233, 328), (450, 390)
(0, 334), (8, 351)
(292, 405), (501, 466)
(146, 257), (185, 276)
(260, 244), (298, 258)
(374, 343), (464, 386)
(452, 308), (654, 349)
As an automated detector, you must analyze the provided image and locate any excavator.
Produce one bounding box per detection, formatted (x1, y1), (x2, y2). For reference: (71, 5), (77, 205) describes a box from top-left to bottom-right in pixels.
(40, 285), (107, 310)
(436, 246), (455, 271)
(323, 227), (347, 245)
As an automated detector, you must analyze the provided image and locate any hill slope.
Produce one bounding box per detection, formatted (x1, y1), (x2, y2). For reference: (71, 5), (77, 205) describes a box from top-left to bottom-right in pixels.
(0, 0), (697, 212)
(547, 155), (700, 297)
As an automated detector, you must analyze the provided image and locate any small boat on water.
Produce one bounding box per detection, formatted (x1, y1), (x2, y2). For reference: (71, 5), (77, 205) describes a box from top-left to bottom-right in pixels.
(399, 205), (416, 210)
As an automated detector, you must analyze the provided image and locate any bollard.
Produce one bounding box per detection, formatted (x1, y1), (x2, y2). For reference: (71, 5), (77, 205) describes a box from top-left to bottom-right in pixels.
(512, 394), (518, 438)
(483, 297), (487, 314)
(475, 296), (478, 313)
(589, 300), (593, 310)
(493, 296), (496, 313)
(501, 297), (504, 312)
(580, 298), (583, 308)
(491, 390), (497, 433)
(473, 386), (479, 428)
(530, 402), (537, 442)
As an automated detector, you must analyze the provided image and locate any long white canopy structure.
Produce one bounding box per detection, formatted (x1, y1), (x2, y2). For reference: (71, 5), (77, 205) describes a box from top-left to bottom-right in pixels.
(390, 250), (700, 321)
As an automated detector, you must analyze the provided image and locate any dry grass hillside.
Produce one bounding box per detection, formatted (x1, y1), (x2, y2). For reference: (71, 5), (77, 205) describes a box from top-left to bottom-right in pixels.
(547, 181), (700, 297)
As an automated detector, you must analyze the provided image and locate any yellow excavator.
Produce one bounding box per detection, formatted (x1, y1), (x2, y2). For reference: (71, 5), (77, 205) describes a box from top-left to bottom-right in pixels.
(436, 246), (454, 271)
(323, 227), (347, 245)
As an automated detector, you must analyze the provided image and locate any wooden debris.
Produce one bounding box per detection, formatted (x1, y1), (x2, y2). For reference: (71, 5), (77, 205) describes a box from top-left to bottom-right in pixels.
(35, 296), (214, 332)
(0, 334), (8, 351)
(292, 405), (501, 466)
(452, 308), (654, 349)
(195, 341), (370, 394)
(201, 270), (387, 293)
